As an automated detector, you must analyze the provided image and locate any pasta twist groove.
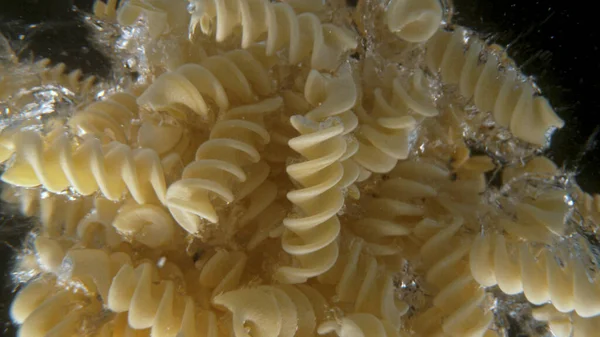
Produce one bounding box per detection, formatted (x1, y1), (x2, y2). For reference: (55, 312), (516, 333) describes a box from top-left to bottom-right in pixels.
(188, 0), (358, 70)
(275, 70), (358, 284)
(412, 217), (494, 337)
(318, 313), (402, 337)
(213, 284), (331, 337)
(10, 237), (134, 337)
(1, 130), (170, 205)
(425, 27), (564, 145)
(532, 305), (600, 337)
(354, 69), (438, 174)
(470, 232), (600, 318)
(349, 159), (450, 255)
(317, 238), (409, 327)
(137, 48), (275, 118)
(68, 92), (138, 144)
(385, 0), (443, 43)
(166, 98), (281, 236)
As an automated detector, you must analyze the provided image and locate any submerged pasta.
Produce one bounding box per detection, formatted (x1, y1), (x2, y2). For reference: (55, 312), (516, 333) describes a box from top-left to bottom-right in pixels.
(2, 0), (592, 337)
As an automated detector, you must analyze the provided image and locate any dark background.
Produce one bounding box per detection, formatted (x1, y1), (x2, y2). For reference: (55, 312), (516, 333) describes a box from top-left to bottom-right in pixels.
(0, 0), (598, 336)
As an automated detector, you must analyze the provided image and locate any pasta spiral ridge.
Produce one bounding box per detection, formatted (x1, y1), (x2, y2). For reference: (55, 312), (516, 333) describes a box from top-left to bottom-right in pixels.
(318, 313), (402, 337)
(166, 98), (281, 236)
(11, 278), (104, 337)
(470, 232), (600, 318)
(106, 258), (236, 337)
(275, 70), (359, 284)
(188, 0), (358, 70)
(10, 238), (134, 337)
(317, 238), (409, 327)
(412, 217), (494, 337)
(137, 48), (275, 118)
(213, 284), (330, 337)
(1, 130), (170, 205)
(354, 69), (439, 175)
(115, 0), (190, 39)
(349, 159), (450, 255)
(385, 0), (443, 43)
(425, 27), (564, 145)
(68, 92), (138, 144)
(532, 304), (600, 337)
(0, 185), (94, 239)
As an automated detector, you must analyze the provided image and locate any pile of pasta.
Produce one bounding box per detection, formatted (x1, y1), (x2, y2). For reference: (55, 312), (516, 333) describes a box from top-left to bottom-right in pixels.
(0, 1), (595, 337)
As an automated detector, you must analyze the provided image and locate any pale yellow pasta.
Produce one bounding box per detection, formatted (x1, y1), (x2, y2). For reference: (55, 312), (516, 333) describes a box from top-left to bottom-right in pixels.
(470, 233), (600, 318)
(188, 0), (358, 70)
(354, 68), (438, 174)
(112, 203), (177, 248)
(276, 70), (359, 284)
(317, 237), (409, 327)
(166, 98), (281, 237)
(93, 0), (119, 20)
(385, 0), (443, 43)
(137, 47), (275, 118)
(116, 0), (190, 39)
(213, 284), (331, 337)
(1, 130), (171, 205)
(533, 305), (600, 337)
(411, 217), (494, 337)
(496, 158), (570, 242)
(426, 27), (564, 145)
(68, 92), (138, 144)
(11, 280), (102, 337)
(1, 185), (94, 238)
(318, 313), (403, 337)
(348, 159), (450, 255)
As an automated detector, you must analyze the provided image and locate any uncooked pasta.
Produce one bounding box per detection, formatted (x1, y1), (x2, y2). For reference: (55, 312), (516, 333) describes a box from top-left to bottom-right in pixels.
(3, 0), (597, 337)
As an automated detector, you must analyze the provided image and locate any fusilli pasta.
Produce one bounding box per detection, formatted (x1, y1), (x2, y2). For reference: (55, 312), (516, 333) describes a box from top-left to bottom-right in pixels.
(411, 217), (494, 337)
(137, 47), (275, 118)
(275, 70), (358, 283)
(385, 0), (443, 43)
(188, 0), (358, 70)
(166, 98), (281, 237)
(317, 237), (409, 326)
(1, 130), (170, 205)
(425, 27), (564, 145)
(354, 68), (438, 174)
(470, 232), (600, 318)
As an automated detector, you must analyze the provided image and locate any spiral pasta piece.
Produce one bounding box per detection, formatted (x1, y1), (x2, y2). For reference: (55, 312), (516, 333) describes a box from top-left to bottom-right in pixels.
(318, 313), (402, 337)
(317, 238), (409, 327)
(1, 130), (169, 205)
(116, 0), (190, 39)
(303, 68), (361, 192)
(106, 259), (236, 337)
(275, 70), (359, 284)
(93, 0), (119, 20)
(1, 185), (94, 238)
(68, 92), (138, 144)
(137, 47), (274, 118)
(112, 203), (177, 248)
(494, 159), (570, 243)
(411, 217), (494, 337)
(188, 0), (358, 70)
(213, 284), (330, 337)
(10, 238), (134, 337)
(385, 0), (443, 43)
(354, 69), (438, 174)
(350, 159), (450, 254)
(166, 98), (281, 237)
(11, 279), (103, 337)
(532, 305), (600, 337)
(470, 232), (600, 318)
(426, 27), (564, 145)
